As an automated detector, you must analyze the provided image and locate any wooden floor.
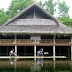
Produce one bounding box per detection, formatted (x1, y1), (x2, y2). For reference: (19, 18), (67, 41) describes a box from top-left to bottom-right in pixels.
(0, 56), (67, 59)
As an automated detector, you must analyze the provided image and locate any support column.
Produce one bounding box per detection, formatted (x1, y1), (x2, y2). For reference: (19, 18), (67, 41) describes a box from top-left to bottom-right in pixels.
(71, 46), (72, 61)
(7, 47), (8, 56)
(15, 45), (17, 56)
(68, 47), (70, 59)
(15, 35), (17, 56)
(53, 46), (55, 61)
(71, 38), (72, 61)
(24, 46), (26, 56)
(53, 36), (55, 61)
(34, 40), (36, 61)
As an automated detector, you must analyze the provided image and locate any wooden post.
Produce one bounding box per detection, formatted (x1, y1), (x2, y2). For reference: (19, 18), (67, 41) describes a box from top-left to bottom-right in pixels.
(53, 46), (55, 61)
(24, 46), (26, 56)
(15, 45), (17, 56)
(71, 38), (72, 61)
(34, 40), (36, 61)
(53, 36), (55, 61)
(71, 46), (72, 61)
(15, 35), (17, 56)
(68, 47), (70, 59)
(7, 47), (8, 56)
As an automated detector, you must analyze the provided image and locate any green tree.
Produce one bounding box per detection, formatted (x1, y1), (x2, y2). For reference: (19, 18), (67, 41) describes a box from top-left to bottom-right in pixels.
(8, 0), (34, 18)
(0, 8), (8, 25)
(38, 1), (44, 8)
(58, 1), (69, 17)
(58, 17), (72, 28)
(43, 0), (56, 15)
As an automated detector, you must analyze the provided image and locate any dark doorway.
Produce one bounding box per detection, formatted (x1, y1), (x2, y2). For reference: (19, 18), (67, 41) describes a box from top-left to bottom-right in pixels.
(55, 46), (71, 59)
(0, 46), (15, 56)
(17, 46), (34, 56)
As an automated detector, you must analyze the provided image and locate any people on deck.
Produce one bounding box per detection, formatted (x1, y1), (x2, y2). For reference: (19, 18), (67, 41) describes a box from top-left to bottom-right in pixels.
(37, 49), (43, 56)
(9, 49), (17, 57)
(37, 49), (41, 56)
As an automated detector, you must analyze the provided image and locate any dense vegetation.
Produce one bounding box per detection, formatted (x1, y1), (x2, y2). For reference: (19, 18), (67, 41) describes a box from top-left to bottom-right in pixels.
(0, 0), (72, 28)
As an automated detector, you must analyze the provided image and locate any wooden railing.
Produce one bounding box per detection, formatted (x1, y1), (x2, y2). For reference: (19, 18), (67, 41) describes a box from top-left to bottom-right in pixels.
(0, 39), (71, 44)
(40, 39), (54, 43)
(40, 39), (71, 44)
(0, 39), (35, 44)
(55, 39), (71, 44)
(0, 39), (15, 44)
(16, 40), (35, 44)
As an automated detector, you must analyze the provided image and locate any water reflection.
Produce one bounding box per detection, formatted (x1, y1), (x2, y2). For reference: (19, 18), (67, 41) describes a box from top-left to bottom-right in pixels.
(0, 59), (72, 72)
(9, 58), (18, 65)
(8, 59), (72, 72)
(30, 58), (43, 72)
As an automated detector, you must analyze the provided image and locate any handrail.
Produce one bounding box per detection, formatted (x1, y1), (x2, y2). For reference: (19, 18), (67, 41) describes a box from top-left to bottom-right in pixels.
(0, 39), (71, 44)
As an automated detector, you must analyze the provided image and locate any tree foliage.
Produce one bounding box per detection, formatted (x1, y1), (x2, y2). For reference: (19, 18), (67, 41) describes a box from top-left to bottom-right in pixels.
(38, 1), (44, 8)
(0, 8), (8, 25)
(58, 17), (72, 28)
(8, 0), (34, 18)
(58, 1), (69, 17)
(43, 0), (56, 15)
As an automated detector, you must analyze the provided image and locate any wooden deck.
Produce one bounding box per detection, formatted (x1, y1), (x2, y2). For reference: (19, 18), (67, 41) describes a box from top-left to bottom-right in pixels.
(0, 56), (67, 59)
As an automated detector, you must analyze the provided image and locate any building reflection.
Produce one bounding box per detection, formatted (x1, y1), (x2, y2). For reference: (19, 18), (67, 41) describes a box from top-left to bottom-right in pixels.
(30, 58), (43, 72)
(9, 58), (19, 72)
(8, 58), (72, 72)
(30, 59), (56, 72)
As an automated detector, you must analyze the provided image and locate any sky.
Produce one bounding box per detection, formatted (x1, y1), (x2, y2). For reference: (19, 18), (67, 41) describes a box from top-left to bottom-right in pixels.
(0, 0), (72, 18)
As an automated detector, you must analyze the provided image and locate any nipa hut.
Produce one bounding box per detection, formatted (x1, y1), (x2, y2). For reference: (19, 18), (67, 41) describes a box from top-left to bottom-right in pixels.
(0, 2), (72, 61)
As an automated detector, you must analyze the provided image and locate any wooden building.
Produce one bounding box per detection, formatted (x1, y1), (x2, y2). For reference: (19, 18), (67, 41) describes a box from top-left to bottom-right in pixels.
(0, 3), (72, 61)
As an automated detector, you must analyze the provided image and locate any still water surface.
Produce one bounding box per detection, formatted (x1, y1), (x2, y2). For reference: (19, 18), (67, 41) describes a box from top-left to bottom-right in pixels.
(0, 58), (72, 72)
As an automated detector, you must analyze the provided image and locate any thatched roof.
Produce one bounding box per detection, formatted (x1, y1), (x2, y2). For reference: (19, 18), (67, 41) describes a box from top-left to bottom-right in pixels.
(0, 2), (72, 34)
(0, 25), (72, 34)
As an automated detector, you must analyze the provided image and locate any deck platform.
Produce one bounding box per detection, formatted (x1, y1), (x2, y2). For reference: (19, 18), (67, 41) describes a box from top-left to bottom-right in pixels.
(0, 56), (67, 59)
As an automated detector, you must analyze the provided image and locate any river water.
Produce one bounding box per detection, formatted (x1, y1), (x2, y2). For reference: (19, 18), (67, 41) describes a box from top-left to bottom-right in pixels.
(0, 58), (72, 72)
